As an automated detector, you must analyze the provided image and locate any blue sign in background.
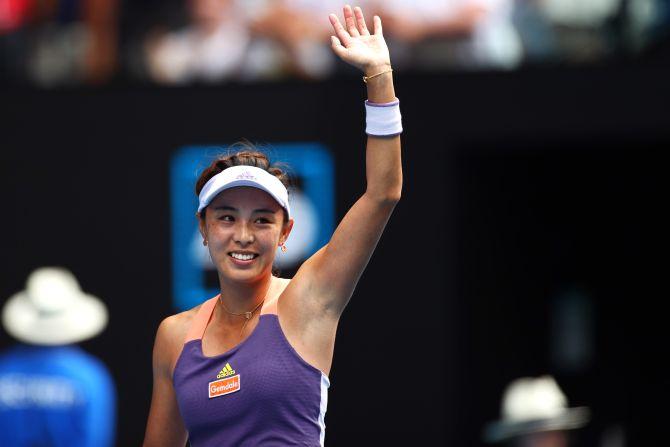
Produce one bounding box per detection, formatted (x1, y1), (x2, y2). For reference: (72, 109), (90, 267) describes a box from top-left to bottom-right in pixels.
(170, 143), (335, 311)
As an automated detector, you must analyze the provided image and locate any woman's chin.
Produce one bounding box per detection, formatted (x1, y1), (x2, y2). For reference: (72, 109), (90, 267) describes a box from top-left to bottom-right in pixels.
(220, 262), (270, 284)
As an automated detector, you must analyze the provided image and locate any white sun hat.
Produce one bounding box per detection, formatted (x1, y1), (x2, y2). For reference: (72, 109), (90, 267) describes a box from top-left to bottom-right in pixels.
(483, 375), (590, 443)
(2, 267), (108, 345)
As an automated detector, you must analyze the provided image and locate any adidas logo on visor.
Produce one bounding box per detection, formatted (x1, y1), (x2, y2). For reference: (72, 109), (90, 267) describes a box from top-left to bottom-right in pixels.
(235, 171), (256, 181)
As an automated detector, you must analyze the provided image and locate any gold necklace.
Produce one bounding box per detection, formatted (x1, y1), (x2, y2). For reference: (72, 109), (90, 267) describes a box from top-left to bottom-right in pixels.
(218, 295), (265, 336)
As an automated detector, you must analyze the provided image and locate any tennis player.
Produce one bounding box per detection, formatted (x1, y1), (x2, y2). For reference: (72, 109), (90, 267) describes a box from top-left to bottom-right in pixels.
(143, 5), (402, 446)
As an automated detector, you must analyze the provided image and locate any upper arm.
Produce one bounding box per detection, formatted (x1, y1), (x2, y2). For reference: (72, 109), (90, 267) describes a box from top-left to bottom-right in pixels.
(289, 132), (402, 320)
(143, 317), (189, 447)
(290, 192), (399, 320)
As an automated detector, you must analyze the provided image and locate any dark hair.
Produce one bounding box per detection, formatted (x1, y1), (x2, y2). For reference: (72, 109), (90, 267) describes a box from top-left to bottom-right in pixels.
(195, 143), (291, 221)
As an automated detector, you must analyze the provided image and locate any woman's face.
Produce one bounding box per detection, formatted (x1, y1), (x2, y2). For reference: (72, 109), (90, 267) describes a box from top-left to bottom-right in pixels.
(200, 186), (292, 285)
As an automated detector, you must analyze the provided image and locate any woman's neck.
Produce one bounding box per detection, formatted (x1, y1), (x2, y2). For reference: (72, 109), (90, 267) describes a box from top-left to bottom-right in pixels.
(216, 274), (273, 321)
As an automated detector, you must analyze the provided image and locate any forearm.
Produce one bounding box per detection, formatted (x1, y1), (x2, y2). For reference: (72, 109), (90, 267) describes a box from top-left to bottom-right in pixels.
(364, 70), (402, 202)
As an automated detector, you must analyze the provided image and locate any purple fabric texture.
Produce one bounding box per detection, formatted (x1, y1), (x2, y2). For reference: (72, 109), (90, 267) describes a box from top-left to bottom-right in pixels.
(174, 314), (328, 446)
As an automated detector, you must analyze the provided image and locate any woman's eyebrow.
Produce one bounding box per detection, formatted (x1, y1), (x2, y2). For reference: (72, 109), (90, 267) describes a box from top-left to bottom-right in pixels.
(212, 205), (237, 211)
(212, 205), (275, 214)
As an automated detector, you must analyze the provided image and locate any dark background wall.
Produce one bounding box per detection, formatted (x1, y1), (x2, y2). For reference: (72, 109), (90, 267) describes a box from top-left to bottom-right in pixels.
(0, 66), (667, 446)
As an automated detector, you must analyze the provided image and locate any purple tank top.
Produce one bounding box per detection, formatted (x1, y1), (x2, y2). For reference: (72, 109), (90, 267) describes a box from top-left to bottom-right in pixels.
(173, 280), (330, 446)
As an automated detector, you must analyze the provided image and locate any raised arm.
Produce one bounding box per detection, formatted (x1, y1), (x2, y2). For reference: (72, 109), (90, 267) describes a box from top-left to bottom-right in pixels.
(286, 5), (402, 320)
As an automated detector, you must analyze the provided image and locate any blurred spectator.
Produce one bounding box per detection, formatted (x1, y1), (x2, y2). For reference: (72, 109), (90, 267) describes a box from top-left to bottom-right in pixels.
(144, 0), (250, 84)
(0, 0), (32, 34)
(4, 0), (670, 84)
(512, 0), (632, 64)
(377, 0), (523, 70)
(0, 267), (116, 447)
(623, 0), (668, 52)
(143, 0), (347, 83)
(243, 0), (347, 79)
(83, 0), (119, 83)
(0, 0), (119, 86)
(0, 0), (32, 80)
(483, 376), (590, 447)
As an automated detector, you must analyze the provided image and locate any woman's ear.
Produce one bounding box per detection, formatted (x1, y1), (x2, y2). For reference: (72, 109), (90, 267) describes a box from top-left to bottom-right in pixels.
(198, 214), (208, 244)
(280, 218), (294, 245)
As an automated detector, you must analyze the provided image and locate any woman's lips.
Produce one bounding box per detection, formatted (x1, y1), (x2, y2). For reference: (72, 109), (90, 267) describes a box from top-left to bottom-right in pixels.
(228, 252), (259, 266)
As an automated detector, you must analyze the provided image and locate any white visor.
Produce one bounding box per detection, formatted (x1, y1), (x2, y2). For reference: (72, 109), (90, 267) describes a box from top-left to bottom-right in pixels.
(197, 165), (291, 219)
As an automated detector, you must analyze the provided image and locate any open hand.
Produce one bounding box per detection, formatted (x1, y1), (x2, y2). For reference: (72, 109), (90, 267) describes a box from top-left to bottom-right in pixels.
(329, 5), (391, 74)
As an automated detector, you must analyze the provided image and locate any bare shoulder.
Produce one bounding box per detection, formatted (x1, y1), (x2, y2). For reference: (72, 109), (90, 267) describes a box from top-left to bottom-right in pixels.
(153, 305), (201, 377)
(156, 306), (199, 344)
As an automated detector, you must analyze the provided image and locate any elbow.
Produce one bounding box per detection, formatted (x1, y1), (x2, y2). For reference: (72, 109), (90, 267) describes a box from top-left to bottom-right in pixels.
(385, 188), (402, 204)
(367, 185), (402, 206)
(366, 171), (403, 205)
(386, 179), (403, 203)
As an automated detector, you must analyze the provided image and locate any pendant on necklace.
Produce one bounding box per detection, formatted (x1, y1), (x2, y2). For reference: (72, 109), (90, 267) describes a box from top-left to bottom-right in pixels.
(244, 311), (252, 320)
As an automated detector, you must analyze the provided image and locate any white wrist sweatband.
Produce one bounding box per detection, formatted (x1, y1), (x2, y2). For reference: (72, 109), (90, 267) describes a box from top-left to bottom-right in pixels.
(365, 99), (402, 137)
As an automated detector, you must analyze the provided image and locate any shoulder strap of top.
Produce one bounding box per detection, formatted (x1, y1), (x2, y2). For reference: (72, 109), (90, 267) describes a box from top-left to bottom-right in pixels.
(260, 278), (291, 315)
(184, 296), (219, 343)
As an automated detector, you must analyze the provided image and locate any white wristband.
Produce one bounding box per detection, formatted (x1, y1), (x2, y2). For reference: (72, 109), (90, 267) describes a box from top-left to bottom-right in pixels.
(365, 99), (402, 137)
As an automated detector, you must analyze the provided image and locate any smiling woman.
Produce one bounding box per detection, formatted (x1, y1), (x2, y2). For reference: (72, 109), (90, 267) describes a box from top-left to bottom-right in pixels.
(196, 153), (294, 289)
(143, 5), (402, 447)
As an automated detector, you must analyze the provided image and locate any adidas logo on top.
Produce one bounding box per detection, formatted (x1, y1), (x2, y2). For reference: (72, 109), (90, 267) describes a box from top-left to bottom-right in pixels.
(209, 362), (241, 399)
(216, 363), (236, 379)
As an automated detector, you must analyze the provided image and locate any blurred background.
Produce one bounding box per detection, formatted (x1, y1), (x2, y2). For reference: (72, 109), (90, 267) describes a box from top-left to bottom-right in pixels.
(1, 0), (670, 85)
(1, 0), (669, 445)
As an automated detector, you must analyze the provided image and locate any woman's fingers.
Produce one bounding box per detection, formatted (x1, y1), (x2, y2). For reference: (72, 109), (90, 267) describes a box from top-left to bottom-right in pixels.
(330, 36), (347, 58)
(331, 6), (378, 49)
(329, 14), (351, 46)
(353, 6), (370, 36)
(373, 15), (383, 36)
(343, 5), (360, 37)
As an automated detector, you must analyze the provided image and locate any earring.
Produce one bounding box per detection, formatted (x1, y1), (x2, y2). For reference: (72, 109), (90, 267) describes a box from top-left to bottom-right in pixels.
(280, 243), (287, 253)
(203, 239), (208, 246)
